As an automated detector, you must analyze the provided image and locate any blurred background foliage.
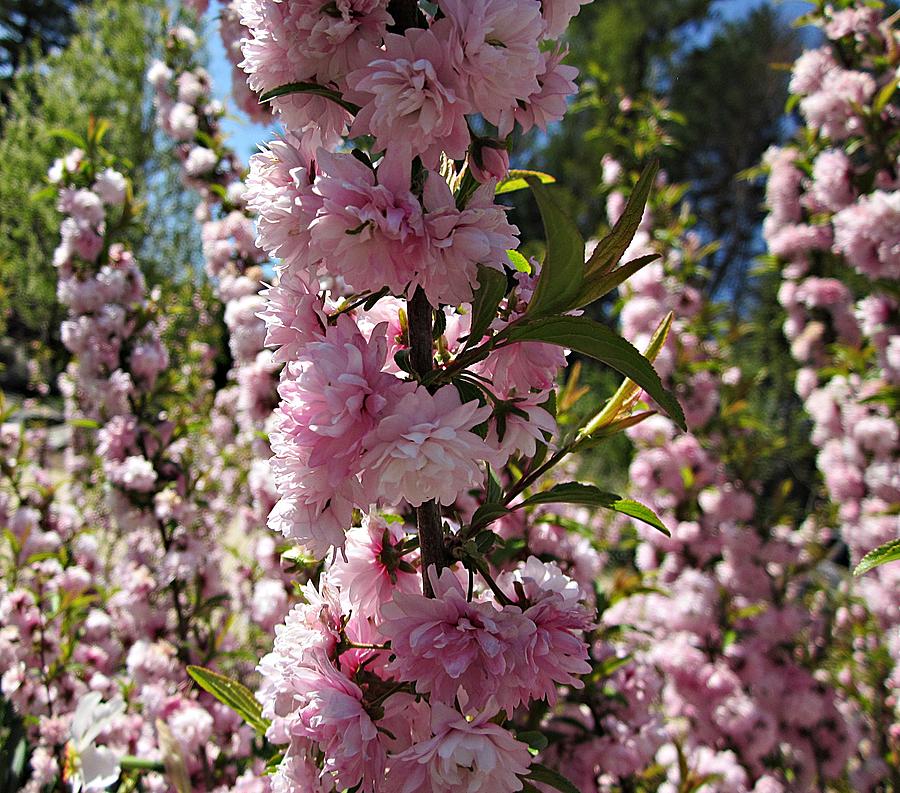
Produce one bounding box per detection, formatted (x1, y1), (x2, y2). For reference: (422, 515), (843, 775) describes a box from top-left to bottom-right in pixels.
(0, 0), (201, 393)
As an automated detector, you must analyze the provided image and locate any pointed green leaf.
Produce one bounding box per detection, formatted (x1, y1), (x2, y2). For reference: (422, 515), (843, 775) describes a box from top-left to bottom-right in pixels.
(465, 266), (507, 349)
(607, 498), (670, 536)
(495, 169), (556, 196)
(526, 763), (581, 793)
(258, 82), (358, 113)
(502, 315), (686, 429)
(520, 484), (670, 536)
(874, 77), (898, 113)
(69, 418), (100, 429)
(586, 160), (658, 277)
(31, 185), (57, 202)
(573, 253), (660, 309)
(187, 665), (269, 735)
(48, 128), (87, 148)
(854, 538), (900, 576)
(523, 178), (585, 317)
(521, 482), (620, 509)
(507, 249), (532, 273)
(470, 502), (512, 529)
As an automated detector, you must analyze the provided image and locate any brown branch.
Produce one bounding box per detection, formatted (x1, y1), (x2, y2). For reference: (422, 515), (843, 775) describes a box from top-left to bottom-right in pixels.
(407, 287), (447, 597)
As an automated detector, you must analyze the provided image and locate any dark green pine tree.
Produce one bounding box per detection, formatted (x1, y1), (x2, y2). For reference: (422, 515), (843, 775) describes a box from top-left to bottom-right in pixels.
(667, 5), (800, 301)
(0, 0), (86, 107)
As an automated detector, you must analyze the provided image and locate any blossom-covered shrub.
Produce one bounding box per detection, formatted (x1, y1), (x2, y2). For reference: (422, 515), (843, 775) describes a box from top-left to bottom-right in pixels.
(762, 1), (899, 777)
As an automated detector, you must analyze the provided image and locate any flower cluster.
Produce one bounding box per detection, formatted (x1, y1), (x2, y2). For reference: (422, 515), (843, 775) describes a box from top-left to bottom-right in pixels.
(762, 2), (899, 774)
(233, 1), (640, 790)
(3, 135), (282, 792)
(147, 12), (290, 630)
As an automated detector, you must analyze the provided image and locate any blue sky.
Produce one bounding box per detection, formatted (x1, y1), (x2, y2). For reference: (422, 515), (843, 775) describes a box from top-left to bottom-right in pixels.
(203, 0), (813, 161)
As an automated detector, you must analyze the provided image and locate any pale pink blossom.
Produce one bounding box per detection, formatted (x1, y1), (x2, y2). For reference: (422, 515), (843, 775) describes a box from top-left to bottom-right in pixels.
(184, 146), (218, 177)
(273, 648), (386, 792)
(347, 23), (470, 166)
(832, 190), (900, 280)
(93, 170), (127, 206)
(329, 514), (419, 622)
(245, 131), (321, 271)
(499, 557), (593, 706)
(360, 385), (496, 508)
(439, 0), (544, 128)
(381, 568), (532, 709)
(386, 701), (532, 793)
(419, 174), (519, 305)
(496, 48), (579, 137)
(309, 151), (426, 296)
(541, 0), (591, 39)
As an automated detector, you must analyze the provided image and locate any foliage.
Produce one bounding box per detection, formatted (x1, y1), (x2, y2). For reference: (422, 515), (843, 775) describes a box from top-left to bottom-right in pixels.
(0, 0), (199, 387)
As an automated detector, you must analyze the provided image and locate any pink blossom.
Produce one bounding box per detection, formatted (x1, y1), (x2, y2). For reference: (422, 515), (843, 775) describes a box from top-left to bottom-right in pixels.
(281, 649), (386, 792)
(789, 47), (837, 96)
(257, 580), (343, 743)
(439, 0), (544, 128)
(245, 131), (321, 271)
(419, 174), (519, 305)
(380, 567), (532, 709)
(540, 0), (591, 39)
(329, 514), (420, 622)
(832, 190), (900, 280)
(486, 392), (556, 460)
(184, 146), (218, 177)
(347, 23), (470, 166)
(269, 315), (404, 553)
(309, 151), (426, 297)
(239, 0), (391, 87)
(386, 701), (532, 793)
(800, 68), (876, 140)
(93, 170), (127, 206)
(239, 0), (388, 136)
(474, 339), (566, 398)
(499, 557), (593, 706)
(824, 7), (880, 40)
(360, 385), (496, 508)
(810, 149), (855, 211)
(496, 48), (579, 137)
(469, 142), (510, 183)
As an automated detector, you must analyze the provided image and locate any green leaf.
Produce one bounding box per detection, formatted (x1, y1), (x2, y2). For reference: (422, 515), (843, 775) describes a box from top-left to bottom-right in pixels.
(502, 315), (686, 429)
(607, 498), (670, 536)
(574, 253), (660, 309)
(854, 538), (900, 576)
(470, 502), (512, 529)
(874, 77), (898, 113)
(69, 418), (101, 429)
(465, 266), (507, 349)
(523, 177), (585, 317)
(495, 169), (556, 196)
(585, 160), (658, 277)
(486, 466), (503, 504)
(517, 731), (549, 752)
(526, 763), (581, 793)
(507, 249), (532, 273)
(594, 653), (632, 679)
(258, 82), (358, 113)
(187, 665), (270, 735)
(521, 482), (620, 509)
(31, 185), (57, 202)
(520, 483), (670, 536)
(47, 128), (87, 148)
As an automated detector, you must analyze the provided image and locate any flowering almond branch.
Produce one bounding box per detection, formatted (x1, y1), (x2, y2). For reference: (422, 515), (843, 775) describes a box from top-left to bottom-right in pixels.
(231, 0), (683, 789)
